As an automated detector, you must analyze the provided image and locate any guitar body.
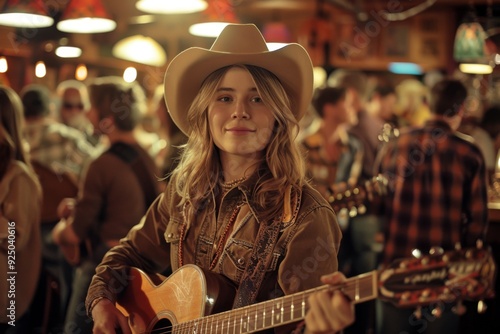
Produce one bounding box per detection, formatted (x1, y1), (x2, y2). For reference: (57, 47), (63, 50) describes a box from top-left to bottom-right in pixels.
(116, 265), (237, 334)
(116, 247), (495, 333)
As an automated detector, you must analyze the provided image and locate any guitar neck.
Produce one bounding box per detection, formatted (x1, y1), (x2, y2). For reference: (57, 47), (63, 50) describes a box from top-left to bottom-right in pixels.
(173, 270), (378, 334)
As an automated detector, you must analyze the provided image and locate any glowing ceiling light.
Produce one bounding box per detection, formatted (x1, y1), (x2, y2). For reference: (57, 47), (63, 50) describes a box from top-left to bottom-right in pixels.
(112, 35), (166, 67)
(35, 61), (46, 78)
(55, 46), (82, 58)
(136, 0), (207, 14)
(0, 57), (8, 73)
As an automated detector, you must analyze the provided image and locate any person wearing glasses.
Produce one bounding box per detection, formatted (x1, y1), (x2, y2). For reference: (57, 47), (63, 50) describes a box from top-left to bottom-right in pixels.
(56, 80), (102, 147)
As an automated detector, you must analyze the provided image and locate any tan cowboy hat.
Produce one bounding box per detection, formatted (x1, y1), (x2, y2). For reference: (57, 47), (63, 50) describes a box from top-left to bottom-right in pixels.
(164, 23), (314, 134)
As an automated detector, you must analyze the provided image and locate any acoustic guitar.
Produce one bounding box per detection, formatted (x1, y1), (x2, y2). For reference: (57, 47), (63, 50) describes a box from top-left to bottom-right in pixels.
(327, 174), (388, 217)
(116, 244), (496, 334)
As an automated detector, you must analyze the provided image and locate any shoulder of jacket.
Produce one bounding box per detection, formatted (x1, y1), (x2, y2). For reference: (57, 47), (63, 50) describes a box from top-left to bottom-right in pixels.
(281, 184), (333, 227)
(1, 161), (41, 196)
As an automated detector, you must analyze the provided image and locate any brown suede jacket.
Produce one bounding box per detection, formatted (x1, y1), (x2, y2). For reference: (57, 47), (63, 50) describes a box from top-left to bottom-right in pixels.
(86, 173), (341, 333)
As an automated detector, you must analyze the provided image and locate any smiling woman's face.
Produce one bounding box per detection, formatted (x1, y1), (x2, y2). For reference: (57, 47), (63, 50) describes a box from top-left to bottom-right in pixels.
(208, 66), (275, 160)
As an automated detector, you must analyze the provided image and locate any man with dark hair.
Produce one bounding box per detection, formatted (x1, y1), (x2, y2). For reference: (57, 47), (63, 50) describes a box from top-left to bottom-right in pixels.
(52, 77), (161, 334)
(375, 79), (489, 334)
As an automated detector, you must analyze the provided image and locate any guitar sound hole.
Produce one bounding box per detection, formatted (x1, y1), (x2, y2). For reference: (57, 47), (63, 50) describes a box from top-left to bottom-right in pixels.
(151, 318), (172, 334)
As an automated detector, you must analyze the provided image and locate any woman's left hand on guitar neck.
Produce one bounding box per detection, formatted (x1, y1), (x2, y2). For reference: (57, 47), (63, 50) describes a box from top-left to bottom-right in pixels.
(304, 272), (354, 334)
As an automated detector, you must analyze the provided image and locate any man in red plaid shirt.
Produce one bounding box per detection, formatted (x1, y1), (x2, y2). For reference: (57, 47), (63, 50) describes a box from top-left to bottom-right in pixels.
(375, 79), (489, 334)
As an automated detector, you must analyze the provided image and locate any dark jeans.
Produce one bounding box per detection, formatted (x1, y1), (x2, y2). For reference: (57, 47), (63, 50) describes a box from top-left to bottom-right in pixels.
(64, 243), (110, 334)
(63, 259), (96, 334)
(41, 222), (75, 321)
(376, 300), (459, 334)
(341, 214), (383, 334)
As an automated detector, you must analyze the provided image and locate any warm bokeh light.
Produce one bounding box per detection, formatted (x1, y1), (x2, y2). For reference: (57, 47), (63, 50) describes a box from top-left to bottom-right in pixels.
(35, 61), (46, 78)
(0, 57), (8, 73)
(459, 63), (493, 74)
(75, 64), (88, 81)
(55, 46), (82, 58)
(123, 67), (137, 82)
(189, 22), (230, 37)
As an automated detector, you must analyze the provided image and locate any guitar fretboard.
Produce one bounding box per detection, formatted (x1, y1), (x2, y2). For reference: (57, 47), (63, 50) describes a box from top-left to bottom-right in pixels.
(172, 271), (377, 334)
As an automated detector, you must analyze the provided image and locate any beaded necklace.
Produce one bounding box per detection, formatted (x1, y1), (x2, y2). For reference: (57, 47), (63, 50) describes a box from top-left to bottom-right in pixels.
(220, 176), (247, 190)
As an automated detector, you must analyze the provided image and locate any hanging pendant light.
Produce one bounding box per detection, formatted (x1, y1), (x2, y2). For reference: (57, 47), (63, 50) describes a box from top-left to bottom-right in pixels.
(454, 21), (488, 62)
(55, 46), (82, 58)
(57, 0), (116, 34)
(0, 0), (54, 28)
(453, 6), (493, 75)
(189, 0), (238, 37)
(136, 0), (208, 14)
(112, 35), (167, 67)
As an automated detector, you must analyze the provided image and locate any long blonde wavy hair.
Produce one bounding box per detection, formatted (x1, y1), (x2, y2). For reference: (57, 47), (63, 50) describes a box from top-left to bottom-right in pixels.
(171, 64), (308, 223)
(0, 85), (32, 180)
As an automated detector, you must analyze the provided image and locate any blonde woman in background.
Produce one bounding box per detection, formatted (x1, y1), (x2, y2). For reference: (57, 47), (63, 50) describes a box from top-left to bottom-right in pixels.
(0, 85), (42, 333)
(394, 79), (431, 127)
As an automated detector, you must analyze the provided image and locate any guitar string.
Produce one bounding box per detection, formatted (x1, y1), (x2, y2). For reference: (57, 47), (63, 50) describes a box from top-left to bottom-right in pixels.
(138, 275), (375, 334)
(145, 283), (376, 334)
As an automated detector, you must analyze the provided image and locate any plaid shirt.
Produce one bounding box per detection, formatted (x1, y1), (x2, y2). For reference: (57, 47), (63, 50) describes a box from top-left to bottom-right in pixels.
(24, 118), (97, 183)
(377, 119), (488, 263)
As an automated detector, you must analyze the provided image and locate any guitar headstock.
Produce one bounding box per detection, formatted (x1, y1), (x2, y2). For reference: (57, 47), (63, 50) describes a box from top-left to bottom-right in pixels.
(378, 243), (496, 310)
(328, 174), (388, 217)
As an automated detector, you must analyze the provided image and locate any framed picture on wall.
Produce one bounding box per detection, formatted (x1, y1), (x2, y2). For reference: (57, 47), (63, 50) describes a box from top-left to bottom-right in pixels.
(334, 20), (377, 63)
(383, 24), (410, 58)
(421, 38), (440, 58)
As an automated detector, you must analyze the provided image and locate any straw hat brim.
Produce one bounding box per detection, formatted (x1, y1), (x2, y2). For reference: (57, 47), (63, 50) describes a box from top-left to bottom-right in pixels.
(164, 25), (313, 135)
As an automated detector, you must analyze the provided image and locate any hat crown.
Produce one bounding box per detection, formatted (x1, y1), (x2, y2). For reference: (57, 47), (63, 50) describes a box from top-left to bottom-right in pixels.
(210, 24), (269, 53)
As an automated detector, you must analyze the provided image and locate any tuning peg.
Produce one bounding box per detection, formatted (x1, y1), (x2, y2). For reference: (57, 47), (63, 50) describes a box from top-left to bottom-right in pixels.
(432, 304), (444, 318)
(452, 300), (467, 315)
(454, 242), (462, 251)
(349, 206), (358, 218)
(477, 300), (487, 314)
(465, 249), (473, 259)
(399, 260), (409, 269)
(476, 239), (484, 249)
(429, 247), (444, 255)
(344, 189), (351, 198)
(338, 208), (348, 221)
(412, 249), (422, 258)
(357, 204), (366, 215)
(413, 306), (422, 319)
